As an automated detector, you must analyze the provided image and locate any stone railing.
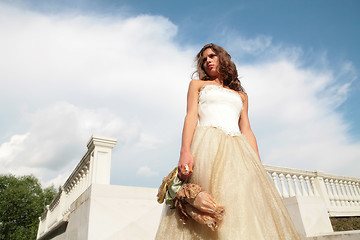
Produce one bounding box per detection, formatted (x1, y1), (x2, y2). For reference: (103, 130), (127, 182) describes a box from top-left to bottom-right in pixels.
(36, 136), (117, 239)
(36, 134), (359, 239)
(264, 164), (360, 217)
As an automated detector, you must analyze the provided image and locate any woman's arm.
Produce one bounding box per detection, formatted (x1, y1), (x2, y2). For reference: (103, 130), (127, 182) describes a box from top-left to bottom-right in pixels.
(239, 93), (261, 162)
(178, 80), (201, 179)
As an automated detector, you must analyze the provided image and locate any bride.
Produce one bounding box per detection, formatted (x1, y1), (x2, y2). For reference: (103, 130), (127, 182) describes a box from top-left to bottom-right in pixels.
(155, 43), (300, 239)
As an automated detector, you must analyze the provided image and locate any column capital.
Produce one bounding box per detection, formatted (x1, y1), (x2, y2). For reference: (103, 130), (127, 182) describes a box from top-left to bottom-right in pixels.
(87, 135), (117, 150)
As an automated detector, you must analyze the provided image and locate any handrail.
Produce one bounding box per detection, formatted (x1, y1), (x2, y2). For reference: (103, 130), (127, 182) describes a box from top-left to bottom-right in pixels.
(263, 164), (360, 217)
(36, 135), (117, 239)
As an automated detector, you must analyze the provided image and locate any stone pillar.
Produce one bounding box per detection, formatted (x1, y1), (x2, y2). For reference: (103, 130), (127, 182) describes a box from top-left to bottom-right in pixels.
(283, 196), (333, 238)
(44, 205), (50, 231)
(87, 135), (117, 185)
(313, 171), (332, 209)
(57, 186), (65, 221)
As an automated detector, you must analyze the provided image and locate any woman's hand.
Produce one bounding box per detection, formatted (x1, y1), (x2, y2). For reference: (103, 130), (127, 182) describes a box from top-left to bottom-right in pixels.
(178, 151), (194, 180)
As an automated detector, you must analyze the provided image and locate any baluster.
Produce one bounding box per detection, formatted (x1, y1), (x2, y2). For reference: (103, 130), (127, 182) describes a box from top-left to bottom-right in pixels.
(335, 180), (345, 206)
(71, 180), (75, 193)
(347, 182), (355, 204)
(305, 176), (314, 196)
(348, 181), (356, 206)
(44, 205), (50, 231)
(354, 182), (360, 206)
(299, 175), (308, 197)
(84, 164), (89, 189)
(271, 172), (281, 196)
(64, 189), (70, 216)
(71, 179), (76, 201)
(78, 174), (82, 196)
(77, 171), (81, 194)
(330, 179), (340, 206)
(70, 179), (75, 203)
(325, 179), (335, 206)
(344, 181), (354, 206)
(80, 169), (85, 193)
(292, 175), (301, 196)
(310, 177), (320, 196)
(286, 174), (295, 197)
(56, 187), (64, 221)
(75, 175), (80, 197)
(279, 173), (289, 198)
(84, 165), (89, 188)
(38, 216), (43, 236)
(339, 180), (349, 206)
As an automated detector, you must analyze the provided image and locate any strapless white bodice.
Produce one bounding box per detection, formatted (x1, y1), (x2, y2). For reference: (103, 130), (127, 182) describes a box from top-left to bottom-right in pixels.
(198, 85), (243, 136)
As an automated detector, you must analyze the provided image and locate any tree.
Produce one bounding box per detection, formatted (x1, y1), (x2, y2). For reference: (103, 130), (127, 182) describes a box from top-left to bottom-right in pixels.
(0, 174), (57, 240)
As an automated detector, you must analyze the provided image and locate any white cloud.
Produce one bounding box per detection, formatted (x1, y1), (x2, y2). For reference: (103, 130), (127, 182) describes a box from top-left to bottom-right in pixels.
(135, 133), (163, 149)
(0, 133), (29, 166)
(0, 101), (144, 183)
(223, 31), (303, 63)
(242, 59), (360, 176)
(228, 34), (272, 55)
(0, 2), (193, 110)
(136, 165), (158, 177)
(0, 2), (192, 186)
(0, 2), (358, 190)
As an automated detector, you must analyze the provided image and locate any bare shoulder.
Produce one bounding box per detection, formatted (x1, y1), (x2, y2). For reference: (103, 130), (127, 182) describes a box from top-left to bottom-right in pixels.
(238, 91), (248, 103)
(189, 79), (207, 92)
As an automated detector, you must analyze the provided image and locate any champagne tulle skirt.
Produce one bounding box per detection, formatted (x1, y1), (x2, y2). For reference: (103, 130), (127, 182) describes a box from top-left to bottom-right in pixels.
(156, 126), (300, 240)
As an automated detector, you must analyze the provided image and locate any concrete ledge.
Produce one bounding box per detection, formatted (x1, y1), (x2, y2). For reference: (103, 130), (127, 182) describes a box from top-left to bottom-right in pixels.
(87, 184), (163, 240)
(37, 218), (68, 240)
(283, 196), (333, 238)
(307, 230), (360, 240)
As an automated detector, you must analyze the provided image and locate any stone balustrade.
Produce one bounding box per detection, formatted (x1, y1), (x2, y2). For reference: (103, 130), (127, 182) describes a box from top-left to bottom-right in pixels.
(36, 136), (360, 239)
(264, 164), (360, 217)
(36, 136), (117, 240)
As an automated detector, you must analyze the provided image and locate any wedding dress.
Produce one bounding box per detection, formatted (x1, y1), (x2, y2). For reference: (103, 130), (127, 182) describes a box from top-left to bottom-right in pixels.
(155, 85), (300, 239)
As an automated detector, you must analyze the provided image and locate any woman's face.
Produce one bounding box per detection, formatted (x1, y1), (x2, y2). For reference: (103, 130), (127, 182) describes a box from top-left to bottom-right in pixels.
(202, 48), (220, 79)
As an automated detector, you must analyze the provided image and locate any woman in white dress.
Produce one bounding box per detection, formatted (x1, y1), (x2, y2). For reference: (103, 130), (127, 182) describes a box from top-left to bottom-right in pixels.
(155, 43), (300, 239)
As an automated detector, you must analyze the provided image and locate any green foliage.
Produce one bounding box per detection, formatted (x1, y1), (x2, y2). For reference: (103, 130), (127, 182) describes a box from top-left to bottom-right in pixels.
(0, 174), (57, 240)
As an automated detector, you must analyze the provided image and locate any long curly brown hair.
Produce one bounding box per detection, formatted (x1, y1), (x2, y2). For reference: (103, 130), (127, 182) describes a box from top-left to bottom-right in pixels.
(195, 43), (245, 92)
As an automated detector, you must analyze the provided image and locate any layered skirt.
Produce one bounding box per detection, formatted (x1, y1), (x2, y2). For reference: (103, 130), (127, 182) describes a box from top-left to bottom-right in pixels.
(155, 126), (300, 239)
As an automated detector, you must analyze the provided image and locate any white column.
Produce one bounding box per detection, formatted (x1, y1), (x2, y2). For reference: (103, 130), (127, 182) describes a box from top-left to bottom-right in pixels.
(335, 180), (345, 206)
(354, 182), (360, 206)
(344, 181), (354, 206)
(57, 187), (65, 221)
(313, 172), (332, 209)
(44, 205), (50, 231)
(292, 175), (301, 197)
(87, 135), (117, 185)
(330, 179), (340, 206)
(286, 174), (295, 197)
(271, 172), (281, 196)
(279, 173), (289, 198)
(299, 175), (308, 197)
(339, 180), (349, 206)
(37, 217), (43, 238)
(310, 177), (320, 197)
(305, 176), (314, 196)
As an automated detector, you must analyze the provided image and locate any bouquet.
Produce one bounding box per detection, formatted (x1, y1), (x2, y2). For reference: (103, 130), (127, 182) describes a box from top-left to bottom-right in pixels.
(157, 167), (225, 231)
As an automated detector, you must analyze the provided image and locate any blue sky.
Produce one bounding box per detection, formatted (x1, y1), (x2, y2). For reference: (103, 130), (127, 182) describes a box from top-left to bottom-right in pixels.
(0, 0), (359, 188)
(8, 0), (359, 135)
